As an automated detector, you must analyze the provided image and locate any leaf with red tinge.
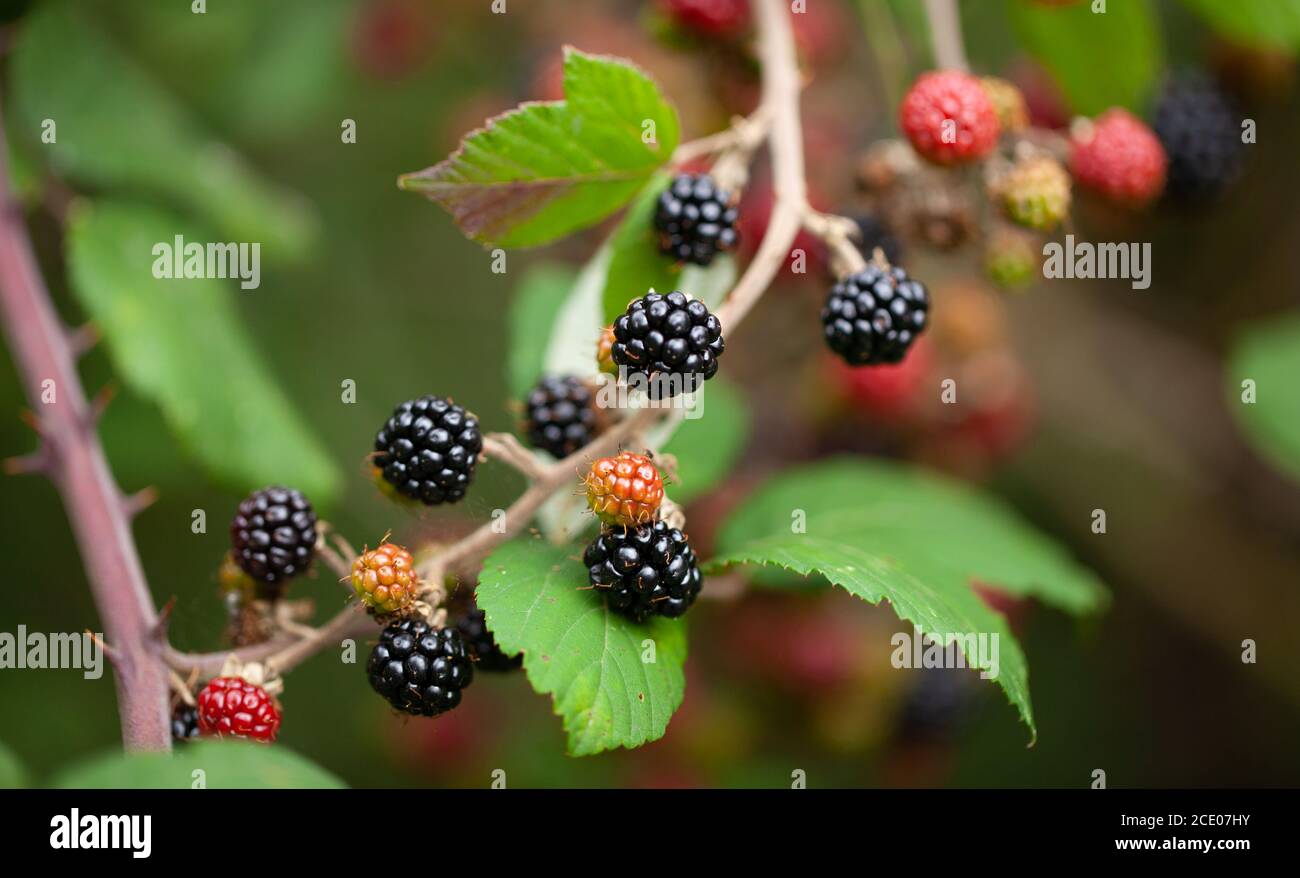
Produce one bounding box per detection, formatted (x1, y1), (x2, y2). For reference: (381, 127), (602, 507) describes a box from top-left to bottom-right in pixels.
(399, 47), (680, 248)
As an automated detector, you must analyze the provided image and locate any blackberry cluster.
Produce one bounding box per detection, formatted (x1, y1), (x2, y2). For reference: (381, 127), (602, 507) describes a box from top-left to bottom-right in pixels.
(374, 395), (482, 505)
(1153, 74), (1244, 202)
(229, 486), (317, 588)
(523, 375), (600, 459)
(611, 291), (725, 397)
(457, 607), (522, 672)
(367, 618), (474, 717)
(583, 520), (703, 622)
(653, 174), (738, 266)
(171, 703), (200, 744)
(821, 263), (929, 366)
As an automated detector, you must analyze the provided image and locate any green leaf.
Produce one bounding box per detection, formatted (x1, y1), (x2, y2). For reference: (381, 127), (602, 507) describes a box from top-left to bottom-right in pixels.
(0, 740), (27, 789)
(1178, 0), (1300, 49)
(708, 458), (1111, 739)
(477, 537), (688, 756)
(399, 47), (680, 248)
(1227, 313), (1300, 482)
(600, 172), (683, 324)
(51, 740), (345, 789)
(66, 201), (341, 505)
(1007, 0), (1163, 115)
(507, 264), (579, 398)
(9, 2), (315, 258)
(660, 378), (750, 505)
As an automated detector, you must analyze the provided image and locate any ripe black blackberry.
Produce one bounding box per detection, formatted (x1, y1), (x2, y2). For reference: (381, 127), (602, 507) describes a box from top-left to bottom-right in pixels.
(171, 703), (200, 744)
(373, 395), (482, 505)
(1153, 73), (1244, 202)
(523, 375), (601, 459)
(229, 486), (317, 587)
(583, 520), (703, 622)
(367, 618), (474, 717)
(611, 290), (724, 398)
(457, 607), (522, 672)
(852, 213), (904, 267)
(653, 173), (738, 266)
(821, 262), (929, 366)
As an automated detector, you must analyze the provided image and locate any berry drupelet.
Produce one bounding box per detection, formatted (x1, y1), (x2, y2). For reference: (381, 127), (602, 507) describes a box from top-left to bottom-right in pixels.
(523, 375), (601, 459)
(653, 173), (739, 266)
(822, 262), (930, 366)
(584, 520), (703, 622)
(611, 290), (725, 398)
(368, 618), (474, 717)
(373, 395), (482, 505)
(229, 486), (317, 589)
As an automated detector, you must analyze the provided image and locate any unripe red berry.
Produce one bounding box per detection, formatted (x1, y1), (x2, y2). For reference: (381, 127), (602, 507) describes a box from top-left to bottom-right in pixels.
(900, 70), (1001, 165)
(196, 676), (281, 743)
(1069, 109), (1167, 206)
(351, 542), (420, 614)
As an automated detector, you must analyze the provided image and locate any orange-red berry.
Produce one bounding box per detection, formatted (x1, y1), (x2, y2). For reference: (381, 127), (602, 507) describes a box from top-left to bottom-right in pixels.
(351, 542), (420, 614)
(584, 451), (664, 526)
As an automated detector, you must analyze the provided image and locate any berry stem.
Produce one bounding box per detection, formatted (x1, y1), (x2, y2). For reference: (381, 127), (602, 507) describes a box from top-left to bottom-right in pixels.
(0, 107), (172, 751)
(923, 0), (970, 73)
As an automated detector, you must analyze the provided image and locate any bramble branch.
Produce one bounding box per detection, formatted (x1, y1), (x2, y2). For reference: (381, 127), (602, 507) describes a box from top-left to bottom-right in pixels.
(0, 106), (172, 751)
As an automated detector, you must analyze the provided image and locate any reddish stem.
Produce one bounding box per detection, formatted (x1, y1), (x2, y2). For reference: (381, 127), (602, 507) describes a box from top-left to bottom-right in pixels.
(0, 109), (171, 750)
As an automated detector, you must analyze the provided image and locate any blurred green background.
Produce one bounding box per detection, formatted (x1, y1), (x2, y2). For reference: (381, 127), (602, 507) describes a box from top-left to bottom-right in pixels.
(2, 0), (1299, 788)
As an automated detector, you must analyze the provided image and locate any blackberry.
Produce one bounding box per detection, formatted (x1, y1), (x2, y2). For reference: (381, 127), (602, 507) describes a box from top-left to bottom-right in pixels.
(523, 375), (600, 459)
(583, 520), (703, 623)
(367, 618), (474, 716)
(611, 290), (725, 398)
(821, 263), (929, 366)
(653, 173), (738, 266)
(171, 703), (200, 744)
(373, 395), (482, 505)
(457, 607), (522, 672)
(1153, 74), (1244, 202)
(897, 649), (974, 744)
(852, 213), (904, 267)
(229, 486), (317, 588)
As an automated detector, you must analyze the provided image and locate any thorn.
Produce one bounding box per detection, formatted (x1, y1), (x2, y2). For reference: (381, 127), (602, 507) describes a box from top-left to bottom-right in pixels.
(66, 322), (99, 357)
(122, 485), (158, 518)
(18, 409), (45, 436)
(85, 630), (121, 665)
(3, 448), (48, 476)
(150, 596), (176, 640)
(87, 382), (117, 426)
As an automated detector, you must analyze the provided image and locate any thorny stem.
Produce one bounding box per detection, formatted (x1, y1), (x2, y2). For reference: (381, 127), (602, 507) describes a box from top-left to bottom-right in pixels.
(0, 107), (172, 750)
